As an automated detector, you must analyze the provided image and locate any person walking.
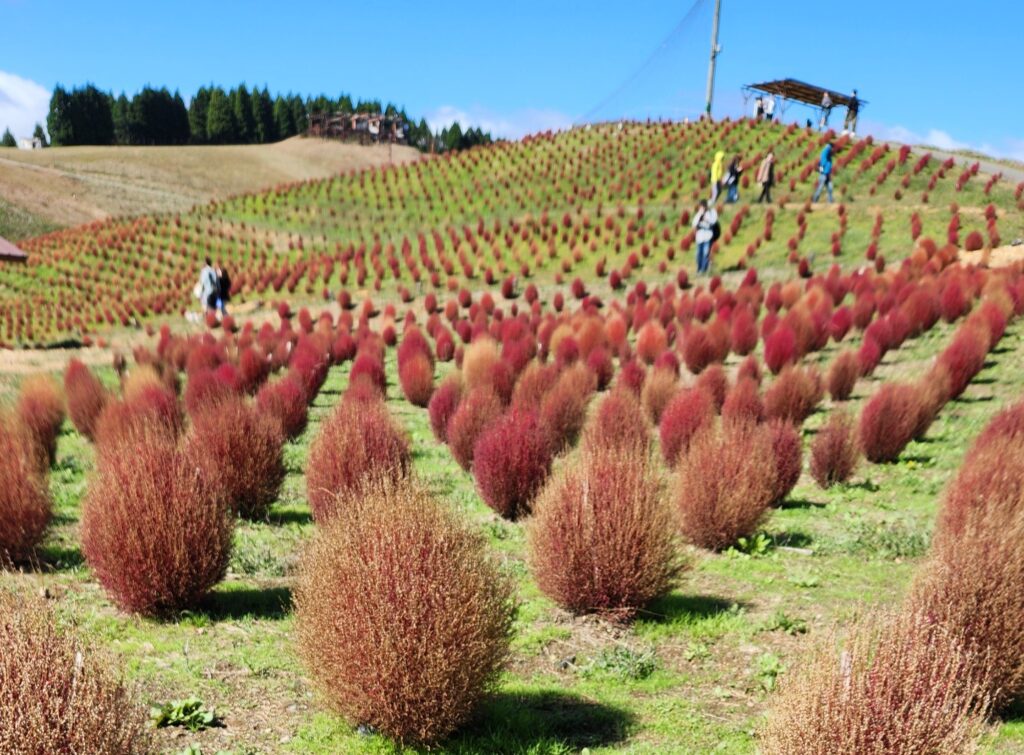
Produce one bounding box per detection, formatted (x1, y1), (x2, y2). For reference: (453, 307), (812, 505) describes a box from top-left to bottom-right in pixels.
(710, 150), (726, 202)
(843, 89), (860, 135)
(764, 94), (777, 122)
(819, 91), (833, 130)
(754, 95), (764, 121)
(216, 264), (231, 315)
(812, 142), (835, 203)
(194, 257), (218, 319)
(724, 156), (743, 203)
(692, 200), (718, 275)
(756, 151), (775, 203)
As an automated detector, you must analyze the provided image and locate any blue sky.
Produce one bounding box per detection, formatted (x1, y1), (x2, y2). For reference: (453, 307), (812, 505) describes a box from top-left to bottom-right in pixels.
(1, 0), (1021, 159)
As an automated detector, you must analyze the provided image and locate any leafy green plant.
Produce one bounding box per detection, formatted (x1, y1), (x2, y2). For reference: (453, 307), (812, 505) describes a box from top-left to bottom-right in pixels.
(684, 641), (711, 662)
(151, 697), (219, 732)
(761, 611), (807, 636)
(756, 652), (785, 692)
(580, 645), (658, 681)
(728, 532), (773, 558)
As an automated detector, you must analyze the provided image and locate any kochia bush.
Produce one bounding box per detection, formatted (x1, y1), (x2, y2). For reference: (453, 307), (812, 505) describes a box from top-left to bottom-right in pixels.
(63, 359), (108, 440)
(810, 410), (860, 487)
(294, 480), (515, 745)
(859, 383), (921, 463)
(472, 409), (553, 520)
(528, 448), (681, 618)
(14, 375), (64, 473)
(0, 418), (52, 565)
(659, 387), (716, 465)
(81, 428), (233, 615)
(582, 389), (651, 455)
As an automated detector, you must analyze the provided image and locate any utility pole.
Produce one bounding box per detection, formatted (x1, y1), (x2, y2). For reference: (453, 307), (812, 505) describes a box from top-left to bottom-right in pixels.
(705, 0), (722, 118)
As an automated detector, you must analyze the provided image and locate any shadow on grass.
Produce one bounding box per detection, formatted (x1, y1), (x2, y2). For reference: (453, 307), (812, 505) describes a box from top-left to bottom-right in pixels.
(638, 593), (741, 624)
(778, 497), (827, 510)
(201, 585), (292, 621)
(267, 508), (313, 526)
(449, 688), (633, 752)
(899, 454), (934, 465)
(954, 394), (995, 404)
(844, 479), (880, 493)
(770, 530), (814, 549)
(37, 543), (85, 571)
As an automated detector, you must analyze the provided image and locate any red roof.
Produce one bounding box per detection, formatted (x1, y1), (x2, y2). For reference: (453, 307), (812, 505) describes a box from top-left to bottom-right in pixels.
(0, 236), (28, 262)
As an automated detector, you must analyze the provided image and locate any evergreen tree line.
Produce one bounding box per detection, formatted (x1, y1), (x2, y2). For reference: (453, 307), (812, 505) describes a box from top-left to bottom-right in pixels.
(43, 83), (493, 152)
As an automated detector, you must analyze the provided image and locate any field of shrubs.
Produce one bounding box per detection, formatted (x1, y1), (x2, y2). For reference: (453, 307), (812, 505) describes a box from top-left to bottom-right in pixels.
(4, 119), (1024, 753)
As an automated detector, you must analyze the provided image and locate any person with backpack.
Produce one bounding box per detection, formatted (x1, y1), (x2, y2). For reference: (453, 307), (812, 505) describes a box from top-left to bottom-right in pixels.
(216, 264), (231, 315)
(194, 257), (218, 318)
(812, 142), (835, 203)
(756, 151), (775, 203)
(692, 199), (719, 275)
(710, 150), (726, 202)
(724, 155), (743, 203)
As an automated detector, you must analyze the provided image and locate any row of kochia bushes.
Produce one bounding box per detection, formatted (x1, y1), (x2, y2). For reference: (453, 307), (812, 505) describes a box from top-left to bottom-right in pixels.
(1, 256), (1021, 748)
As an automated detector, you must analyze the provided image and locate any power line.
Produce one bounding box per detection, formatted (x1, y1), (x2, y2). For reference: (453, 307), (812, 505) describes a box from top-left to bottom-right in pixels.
(577, 0), (711, 125)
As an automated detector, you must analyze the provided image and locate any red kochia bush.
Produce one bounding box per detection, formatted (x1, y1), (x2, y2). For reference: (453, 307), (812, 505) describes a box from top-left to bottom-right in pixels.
(14, 375), (65, 473)
(859, 382), (921, 462)
(0, 418), (52, 564)
(184, 368), (234, 416)
(674, 422), (775, 550)
(186, 395), (285, 520)
(294, 480), (515, 745)
(64, 359), (108, 440)
(763, 325), (798, 374)
(635, 321), (667, 364)
(763, 366), (823, 424)
(766, 419), (803, 506)
(81, 428), (233, 615)
(94, 385), (182, 454)
(399, 353), (435, 407)
(722, 377), (765, 425)
(256, 376), (309, 439)
(0, 592), (152, 753)
(447, 387), (503, 471)
(810, 410), (860, 487)
(935, 328), (988, 401)
(306, 399), (411, 522)
(826, 349), (860, 401)
(640, 368), (679, 424)
(472, 409), (553, 520)
(659, 387), (716, 464)
(582, 389), (651, 455)
(539, 365), (595, 453)
(528, 448), (681, 618)
(428, 374), (463, 442)
(760, 608), (991, 755)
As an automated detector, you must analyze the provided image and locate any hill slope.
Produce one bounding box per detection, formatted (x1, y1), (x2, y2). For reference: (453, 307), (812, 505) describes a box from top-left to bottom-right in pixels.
(2, 120), (1023, 346)
(0, 137), (421, 236)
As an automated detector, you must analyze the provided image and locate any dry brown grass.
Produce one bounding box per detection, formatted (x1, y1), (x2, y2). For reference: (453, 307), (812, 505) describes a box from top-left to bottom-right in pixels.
(293, 478), (515, 745)
(760, 607), (991, 755)
(0, 591), (152, 754)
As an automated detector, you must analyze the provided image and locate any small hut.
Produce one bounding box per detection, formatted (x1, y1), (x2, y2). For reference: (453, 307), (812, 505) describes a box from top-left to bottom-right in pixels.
(0, 236), (29, 264)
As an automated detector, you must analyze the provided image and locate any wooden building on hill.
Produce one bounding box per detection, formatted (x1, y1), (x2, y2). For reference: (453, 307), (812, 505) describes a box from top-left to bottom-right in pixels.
(0, 236), (28, 264)
(307, 112), (407, 145)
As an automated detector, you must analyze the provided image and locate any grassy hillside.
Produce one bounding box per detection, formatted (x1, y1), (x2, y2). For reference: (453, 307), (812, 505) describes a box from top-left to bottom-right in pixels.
(0, 137), (421, 240)
(2, 120), (1022, 347)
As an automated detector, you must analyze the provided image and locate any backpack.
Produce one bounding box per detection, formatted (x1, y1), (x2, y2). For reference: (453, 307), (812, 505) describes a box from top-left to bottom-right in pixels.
(710, 220), (722, 243)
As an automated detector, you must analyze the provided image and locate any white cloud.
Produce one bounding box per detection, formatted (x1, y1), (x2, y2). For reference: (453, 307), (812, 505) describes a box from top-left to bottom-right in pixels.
(866, 120), (1023, 164)
(0, 70), (49, 141)
(425, 104), (574, 140)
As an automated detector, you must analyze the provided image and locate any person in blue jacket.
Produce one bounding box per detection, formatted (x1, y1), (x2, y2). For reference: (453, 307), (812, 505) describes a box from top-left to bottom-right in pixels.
(812, 142), (834, 203)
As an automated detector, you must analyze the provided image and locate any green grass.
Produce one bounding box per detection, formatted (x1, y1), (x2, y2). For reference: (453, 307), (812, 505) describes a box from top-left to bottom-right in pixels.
(2, 309), (1024, 753)
(0, 194), (57, 242)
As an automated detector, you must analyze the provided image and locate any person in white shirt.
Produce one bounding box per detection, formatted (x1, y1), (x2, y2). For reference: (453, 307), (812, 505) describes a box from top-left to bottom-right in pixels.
(765, 95), (777, 122)
(691, 200), (718, 275)
(820, 91), (833, 130)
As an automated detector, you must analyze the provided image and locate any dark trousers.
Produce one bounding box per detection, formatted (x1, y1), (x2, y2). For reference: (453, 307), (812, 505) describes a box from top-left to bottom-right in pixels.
(758, 183), (773, 203)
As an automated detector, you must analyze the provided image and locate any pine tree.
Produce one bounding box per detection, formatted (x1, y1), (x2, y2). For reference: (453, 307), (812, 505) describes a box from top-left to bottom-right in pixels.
(46, 85), (73, 146)
(32, 123), (48, 147)
(189, 87), (211, 144)
(251, 87), (276, 143)
(289, 96), (307, 135)
(1, 127), (15, 147)
(111, 94), (131, 144)
(273, 96), (295, 139)
(231, 85), (256, 144)
(206, 88), (238, 144)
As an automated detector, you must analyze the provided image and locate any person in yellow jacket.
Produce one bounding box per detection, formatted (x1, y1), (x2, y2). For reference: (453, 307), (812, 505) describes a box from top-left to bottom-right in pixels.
(710, 150), (725, 202)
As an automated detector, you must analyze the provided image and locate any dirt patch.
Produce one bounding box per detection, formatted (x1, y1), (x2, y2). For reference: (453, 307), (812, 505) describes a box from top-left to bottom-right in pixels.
(959, 243), (1024, 268)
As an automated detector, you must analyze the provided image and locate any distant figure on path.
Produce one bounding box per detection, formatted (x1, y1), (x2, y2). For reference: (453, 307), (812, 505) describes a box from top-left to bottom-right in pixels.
(692, 200), (718, 275)
(754, 95), (764, 121)
(724, 156), (743, 203)
(843, 89), (860, 135)
(756, 151), (775, 203)
(216, 264), (231, 315)
(710, 150), (726, 202)
(196, 257), (218, 318)
(812, 142), (835, 203)
(764, 95), (777, 122)
(819, 91), (833, 130)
